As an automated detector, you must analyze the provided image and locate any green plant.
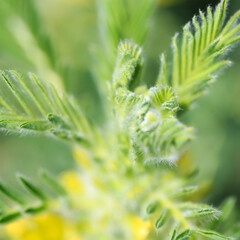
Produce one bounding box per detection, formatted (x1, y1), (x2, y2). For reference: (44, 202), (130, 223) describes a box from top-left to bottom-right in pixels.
(0, 0), (240, 239)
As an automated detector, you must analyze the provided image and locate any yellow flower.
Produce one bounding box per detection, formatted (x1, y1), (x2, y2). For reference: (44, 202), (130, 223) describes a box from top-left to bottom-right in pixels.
(73, 147), (92, 170)
(128, 216), (151, 240)
(4, 147), (151, 240)
(4, 212), (85, 240)
(5, 213), (64, 240)
(60, 170), (84, 195)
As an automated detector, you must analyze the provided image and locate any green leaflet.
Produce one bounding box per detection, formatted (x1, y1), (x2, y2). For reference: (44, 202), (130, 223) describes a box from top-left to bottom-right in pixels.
(0, 212), (22, 224)
(0, 172), (66, 224)
(18, 175), (47, 202)
(194, 229), (232, 240)
(155, 209), (169, 230)
(115, 89), (149, 130)
(113, 40), (143, 91)
(178, 202), (214, 211)
(149, 85), (179, 116)
(137, 116), (194, 164)
(170, 228), (178, 240)
(0, 70), (92, 145)
(0, 182), (25, 205)
(175, 229), (191, 240)
(40, 171), (67, 197)
(157, 54), (168, 86)
(184, 208), (220, 219)
(170, 229), (231, 240)
(0, 119), (27, 130)
(20, 121), (51, 131)
(146, 201), (159, 215)
(169, 186), (199, 199)
(219, 197), (237, 221)
(156, 0), (240, 108)
(48, 113), (71, 130)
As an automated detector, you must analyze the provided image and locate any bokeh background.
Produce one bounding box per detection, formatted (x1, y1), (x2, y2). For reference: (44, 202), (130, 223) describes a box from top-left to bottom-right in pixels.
(0, 0), (239, 207)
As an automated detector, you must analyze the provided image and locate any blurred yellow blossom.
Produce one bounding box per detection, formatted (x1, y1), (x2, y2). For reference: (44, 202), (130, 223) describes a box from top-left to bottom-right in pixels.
(73, 147), (92, 170)
(60, 170), (84, 195)
(4, 212), (84, 240)
(129, 216), (151, 240)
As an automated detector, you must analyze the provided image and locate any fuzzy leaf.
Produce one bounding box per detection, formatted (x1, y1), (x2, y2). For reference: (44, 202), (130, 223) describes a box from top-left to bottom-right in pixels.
(176, 229), (191, 240)
(18, 175), (47, 202)
(0, 172), (67, 225)
(40, 171), (67, 197)
(146, 201), (159, 215)
(149, 86), (178, 116)
(194, 229), (232, 240)
(157, 0), (240, 107)
(115, 89), (149, 130)
(170, 186), (198, 199)
(0, 182), (24, 205)
(155, 209), (169, 230)
(0, 70), (91, 144)
(113, 40), (143, 91)
(184, 208), (220, 219)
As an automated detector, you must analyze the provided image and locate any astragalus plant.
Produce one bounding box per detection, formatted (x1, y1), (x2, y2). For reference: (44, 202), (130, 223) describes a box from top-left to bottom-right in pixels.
(0, 0), (239, 239)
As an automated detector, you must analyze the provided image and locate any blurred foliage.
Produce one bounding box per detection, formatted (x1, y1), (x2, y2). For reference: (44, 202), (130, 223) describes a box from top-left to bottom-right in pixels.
(0, 0), (239, 208)
(0, 0), (239, 239)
